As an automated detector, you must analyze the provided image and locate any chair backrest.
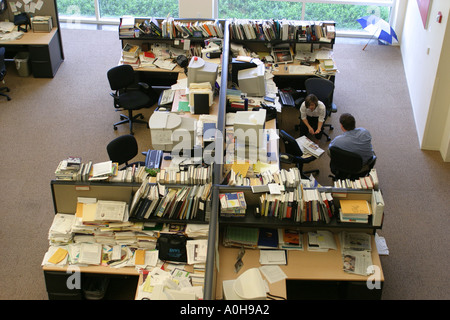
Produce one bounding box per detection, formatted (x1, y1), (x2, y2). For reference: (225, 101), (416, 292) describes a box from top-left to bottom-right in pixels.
(329, 146), (377, 180)
(305, 77), (334, 112)
(107, 134), (139, 166)
(329, 146), (363, 174)
(0, 47), (6, 81)
(279, 130), (303, 157)
(279, 105), (301, 139)
(107, 65), (135, 91)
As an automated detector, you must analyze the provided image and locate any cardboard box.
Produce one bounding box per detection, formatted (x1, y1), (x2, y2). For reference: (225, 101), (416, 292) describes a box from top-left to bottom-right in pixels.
(32, 16), (52, 33)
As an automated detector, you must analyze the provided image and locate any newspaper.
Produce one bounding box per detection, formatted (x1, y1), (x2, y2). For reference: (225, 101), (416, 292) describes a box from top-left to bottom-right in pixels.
(296, 135), (324, 158)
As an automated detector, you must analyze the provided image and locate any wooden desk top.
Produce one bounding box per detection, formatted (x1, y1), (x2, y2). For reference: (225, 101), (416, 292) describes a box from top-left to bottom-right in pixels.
(215, 234), (384, 300)
(43, 264), (140, 276)
(1, 28), (58, 46)
(271, 61), (319, 76)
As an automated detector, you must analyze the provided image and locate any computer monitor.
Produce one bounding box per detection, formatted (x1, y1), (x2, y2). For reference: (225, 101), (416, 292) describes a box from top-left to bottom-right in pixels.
(149, 112), (197, 153)
(237, 63), (266, 97)
(234, 109), (267, 147)
(230, 58), (257, 86)
(222, 268), (266, 300)
(187, 56), (218, 89)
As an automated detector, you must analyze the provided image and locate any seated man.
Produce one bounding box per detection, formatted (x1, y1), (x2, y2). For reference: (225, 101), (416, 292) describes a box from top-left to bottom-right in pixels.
(328, 113), (375, 169)
(299, 94), (326, 140)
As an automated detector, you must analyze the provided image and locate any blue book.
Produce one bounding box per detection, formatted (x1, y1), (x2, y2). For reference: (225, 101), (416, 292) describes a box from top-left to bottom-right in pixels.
(258, 228), (279, 249)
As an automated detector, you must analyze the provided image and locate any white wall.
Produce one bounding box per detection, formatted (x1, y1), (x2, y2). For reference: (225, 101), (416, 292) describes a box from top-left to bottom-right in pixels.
(401, 0), (450, 160)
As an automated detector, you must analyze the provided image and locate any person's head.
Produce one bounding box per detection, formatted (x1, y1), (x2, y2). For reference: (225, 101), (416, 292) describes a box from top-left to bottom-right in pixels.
(305, 94), (318, 111)
(339, 113), (356, 131)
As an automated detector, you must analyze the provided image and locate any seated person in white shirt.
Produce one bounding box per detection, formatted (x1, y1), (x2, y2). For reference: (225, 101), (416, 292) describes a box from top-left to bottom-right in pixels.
(299, 94), (326, 140)
(328, 113), (375, 169)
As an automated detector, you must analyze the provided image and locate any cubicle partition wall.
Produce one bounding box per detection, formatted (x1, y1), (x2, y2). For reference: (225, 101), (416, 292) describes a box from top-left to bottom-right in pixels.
(204, 19), (231, 300)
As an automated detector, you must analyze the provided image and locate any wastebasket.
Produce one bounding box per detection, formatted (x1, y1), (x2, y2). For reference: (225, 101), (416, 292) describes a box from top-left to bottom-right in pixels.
(14, 52), (31, 77)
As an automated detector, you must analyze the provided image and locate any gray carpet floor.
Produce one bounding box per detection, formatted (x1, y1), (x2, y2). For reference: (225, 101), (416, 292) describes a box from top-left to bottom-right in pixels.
(0, 26), (448, 300)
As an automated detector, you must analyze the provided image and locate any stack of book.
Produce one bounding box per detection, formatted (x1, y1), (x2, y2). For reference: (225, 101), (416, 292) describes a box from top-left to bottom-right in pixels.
(278, 229), (303, 250)
(54, 157), (85, 180)
(219, 192), (247, 217)
(119, 16), (135, 37)
(338, 199), (372, 223)
(223, 226), (259, 249)
(121, 43), (140, 67)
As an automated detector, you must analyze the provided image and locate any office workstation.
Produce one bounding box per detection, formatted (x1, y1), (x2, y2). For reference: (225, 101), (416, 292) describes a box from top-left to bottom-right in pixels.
(39, 14), (390, 301)
(0, 0), (63, 78)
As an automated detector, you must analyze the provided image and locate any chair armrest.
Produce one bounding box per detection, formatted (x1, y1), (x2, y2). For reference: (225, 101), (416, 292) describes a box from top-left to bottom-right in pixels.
(281, 152), (316, 165)
(138, 82), (149, 90)
(280, 153), (294, 164)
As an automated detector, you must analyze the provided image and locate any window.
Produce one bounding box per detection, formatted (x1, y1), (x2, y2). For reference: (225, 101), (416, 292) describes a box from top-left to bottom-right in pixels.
(218, 0), (394, 34)
(57, 0), (394, 36)
(57, 0), (179, 24)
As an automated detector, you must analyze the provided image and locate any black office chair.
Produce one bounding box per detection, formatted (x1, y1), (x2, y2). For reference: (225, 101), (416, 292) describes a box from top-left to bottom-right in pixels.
(303, 77), (337, 141)
(107, 64), (157, 135)
(279, 130), (319, 179)
(328, 146), (377, 180)
(107, 134), (145, 169)
(0, 47), (11, 101)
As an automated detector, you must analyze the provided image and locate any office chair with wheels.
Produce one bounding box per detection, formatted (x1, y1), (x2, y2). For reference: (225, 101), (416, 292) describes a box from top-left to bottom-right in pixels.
(107, 134), (145, 169)
(279, 130), (319, 179)
(303, 77), (337, 141)
(328, 146), (377, 180)
(107, 64), (157, 135)
(0, 47), (11, 101)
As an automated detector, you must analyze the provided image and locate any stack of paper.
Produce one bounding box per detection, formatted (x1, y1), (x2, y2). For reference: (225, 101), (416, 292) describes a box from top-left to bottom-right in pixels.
(48, 213), (76, 246)
(42, 246), (70, 267)
(89, 161), (116, 181)
(307, 230), (337, 252)
(186, 239), (208, 265)
(139, 51), (156, 68)
(78, 243), (102, 265)
(259, 250), (287, 265)
(185, 224), (209, 238)
(339, 232), (374, 276)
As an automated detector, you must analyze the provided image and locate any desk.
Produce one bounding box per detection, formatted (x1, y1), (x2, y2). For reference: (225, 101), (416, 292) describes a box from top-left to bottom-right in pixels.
(216, 234), (384, 300)
(1, 28), (63, 78)
(43, 265), (139, 300)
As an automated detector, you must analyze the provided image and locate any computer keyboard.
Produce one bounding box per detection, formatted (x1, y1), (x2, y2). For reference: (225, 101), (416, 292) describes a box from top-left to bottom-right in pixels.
(279, 90), (295, 107)
(145, 149), (163, 169)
